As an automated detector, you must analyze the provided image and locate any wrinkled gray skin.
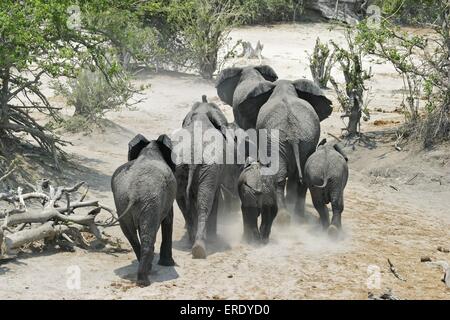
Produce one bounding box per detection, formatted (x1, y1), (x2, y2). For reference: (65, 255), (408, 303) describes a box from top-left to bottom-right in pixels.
(304, 140), (349, 235)
(173, 98), (229, 259)
(111, 134), (176, 287)
(256, 79), (332, 219)
(216, 67), (332, 219)
(238, 159), (277, 244)
(215, 65), (279, 130)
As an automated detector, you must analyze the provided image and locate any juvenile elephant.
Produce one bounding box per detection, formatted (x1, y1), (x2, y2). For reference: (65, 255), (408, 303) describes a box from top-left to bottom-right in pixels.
(216, 68), (333, 220)
(111, 134), (176, 287)
(173, 96), (229, 259)
(304, 139), (349, 236)
(238, 157), (277, 244)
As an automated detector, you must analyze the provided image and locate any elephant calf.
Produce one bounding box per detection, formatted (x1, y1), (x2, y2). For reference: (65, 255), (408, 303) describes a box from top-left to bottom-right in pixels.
(304, 139), (348, 236)
(111, 134), (176, 287)
(238, 158), (277, 244)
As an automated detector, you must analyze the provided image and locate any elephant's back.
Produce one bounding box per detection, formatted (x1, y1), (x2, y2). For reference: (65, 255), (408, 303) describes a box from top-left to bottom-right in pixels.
(117, 159), (176, 204)
(257, 96), (320, 141)
(174, 121), (227, 165)
(305, 148), (348, 187)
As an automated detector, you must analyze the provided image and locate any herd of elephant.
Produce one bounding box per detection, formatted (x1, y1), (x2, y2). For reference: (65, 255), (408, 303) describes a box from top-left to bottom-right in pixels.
(111, 65), (349, 287)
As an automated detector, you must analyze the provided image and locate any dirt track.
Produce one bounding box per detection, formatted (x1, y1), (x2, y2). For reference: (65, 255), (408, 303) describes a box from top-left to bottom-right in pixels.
(1, 23), (449, 300)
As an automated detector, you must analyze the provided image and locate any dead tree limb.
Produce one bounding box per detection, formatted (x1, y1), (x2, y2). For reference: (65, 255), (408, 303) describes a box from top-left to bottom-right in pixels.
(388, 258), (406, 281)
(0, 180), (117, 258)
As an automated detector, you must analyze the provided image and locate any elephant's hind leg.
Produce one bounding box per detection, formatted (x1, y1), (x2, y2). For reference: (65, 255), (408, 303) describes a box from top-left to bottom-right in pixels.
(158, 206), (175, 267)
(136, 213), (158, 287)
(242, 206), (261, 243)
(119, 215), (141, 261)
(275, 179), (291, 225)
(206, 190), (219, 241)
(192, 166), (221, 259)
(294, 181), (308, 221)
(310, 187), (330, 230)
(329, 193), (344, 238)
(260, 205), (277, 244)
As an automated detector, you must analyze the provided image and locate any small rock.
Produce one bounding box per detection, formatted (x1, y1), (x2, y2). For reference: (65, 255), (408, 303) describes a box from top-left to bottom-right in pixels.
(438, 246), (450, 253)
(227, 274), (233, 278)
(421, 256), (432, 262)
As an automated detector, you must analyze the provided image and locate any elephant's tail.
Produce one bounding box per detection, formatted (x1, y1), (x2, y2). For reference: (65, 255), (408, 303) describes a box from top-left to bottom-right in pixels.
(291, 142), (303, 184)
(313, 177), (328, 188)
(115, 201), (134, 222)
(186, 165), (196, 211)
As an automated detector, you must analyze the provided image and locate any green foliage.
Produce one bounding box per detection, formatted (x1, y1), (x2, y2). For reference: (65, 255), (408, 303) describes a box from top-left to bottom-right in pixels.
(52, 69), (141, 131)
(374, 0), (438, 25)
(168, 0), (245, 79)
(0, 0), (144, 160)
(84, 7), (163, 70)
(330, 29), (373, 136)
(309, 38), (335, 89)
(356, 2), (450, 147)
(233, 0), (305, 24)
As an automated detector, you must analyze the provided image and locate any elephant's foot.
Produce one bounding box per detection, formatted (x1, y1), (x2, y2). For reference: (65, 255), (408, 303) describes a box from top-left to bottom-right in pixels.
(295, 213), (308, 225)
(274, 208), (291, 226)
(207, 232), (218, 242)
(187, 230), (196, 245)
(136, 274), (151, 287)
(243, 231), (261, 245)
(158, 256), (176, 267)
(192, 240), (207, 259)
(327, 225), (339, 239)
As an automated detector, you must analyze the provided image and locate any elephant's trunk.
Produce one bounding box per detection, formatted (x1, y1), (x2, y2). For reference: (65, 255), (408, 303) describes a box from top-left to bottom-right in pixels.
(291, 142), (303, 184)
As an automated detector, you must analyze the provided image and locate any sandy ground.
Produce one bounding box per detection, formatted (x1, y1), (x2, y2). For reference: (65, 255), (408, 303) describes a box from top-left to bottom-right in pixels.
(1, 23), (450, 300)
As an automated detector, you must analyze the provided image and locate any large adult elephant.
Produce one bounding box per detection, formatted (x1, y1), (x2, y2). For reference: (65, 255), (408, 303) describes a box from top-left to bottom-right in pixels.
(215, 65), (279, 130)
(111, 134), (176, 287)
(216, 67), (333, 219)
(173, 96), (230, 259)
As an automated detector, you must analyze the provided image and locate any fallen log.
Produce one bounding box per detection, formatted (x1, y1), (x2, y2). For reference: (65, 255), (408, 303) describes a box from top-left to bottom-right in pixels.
(0, 180), (117, 258)
(3, 221), (69, 250)
(4, 207), (96, 227)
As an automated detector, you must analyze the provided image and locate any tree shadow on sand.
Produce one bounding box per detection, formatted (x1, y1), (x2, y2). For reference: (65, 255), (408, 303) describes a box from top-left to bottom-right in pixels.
(114, 254), (179, 283)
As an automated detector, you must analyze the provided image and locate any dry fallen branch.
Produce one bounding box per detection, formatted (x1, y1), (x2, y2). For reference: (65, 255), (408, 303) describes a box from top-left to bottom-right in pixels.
(0, 180), (117, 259)
(387, 258), (406, 282)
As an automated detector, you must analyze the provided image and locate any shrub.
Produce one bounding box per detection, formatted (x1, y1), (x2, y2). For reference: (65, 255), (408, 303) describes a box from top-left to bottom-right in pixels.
(374, 0), (438, 25)
(356, 2), (449, 147)
(235, 0), (305, 24)
(309, 37), (335, 89)
(169, 0), (245, 79)
(52, 68), (142, 131)
(330, 29), (373, 137)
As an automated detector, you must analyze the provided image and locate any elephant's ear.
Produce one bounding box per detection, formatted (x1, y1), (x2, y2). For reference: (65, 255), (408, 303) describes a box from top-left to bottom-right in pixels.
(156, 134), (176, 171)
(254, 65), (278, 82)
(233, 81), (275, 130)
(207, 107), (229, 138)
(182, 110), (194, 128)
(206, 105), (228, 130)
(333, 144), (348, 162)
(128, 134), (150, 161)
(215, 67), (243, 106)
(293, 79), (333, 121)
